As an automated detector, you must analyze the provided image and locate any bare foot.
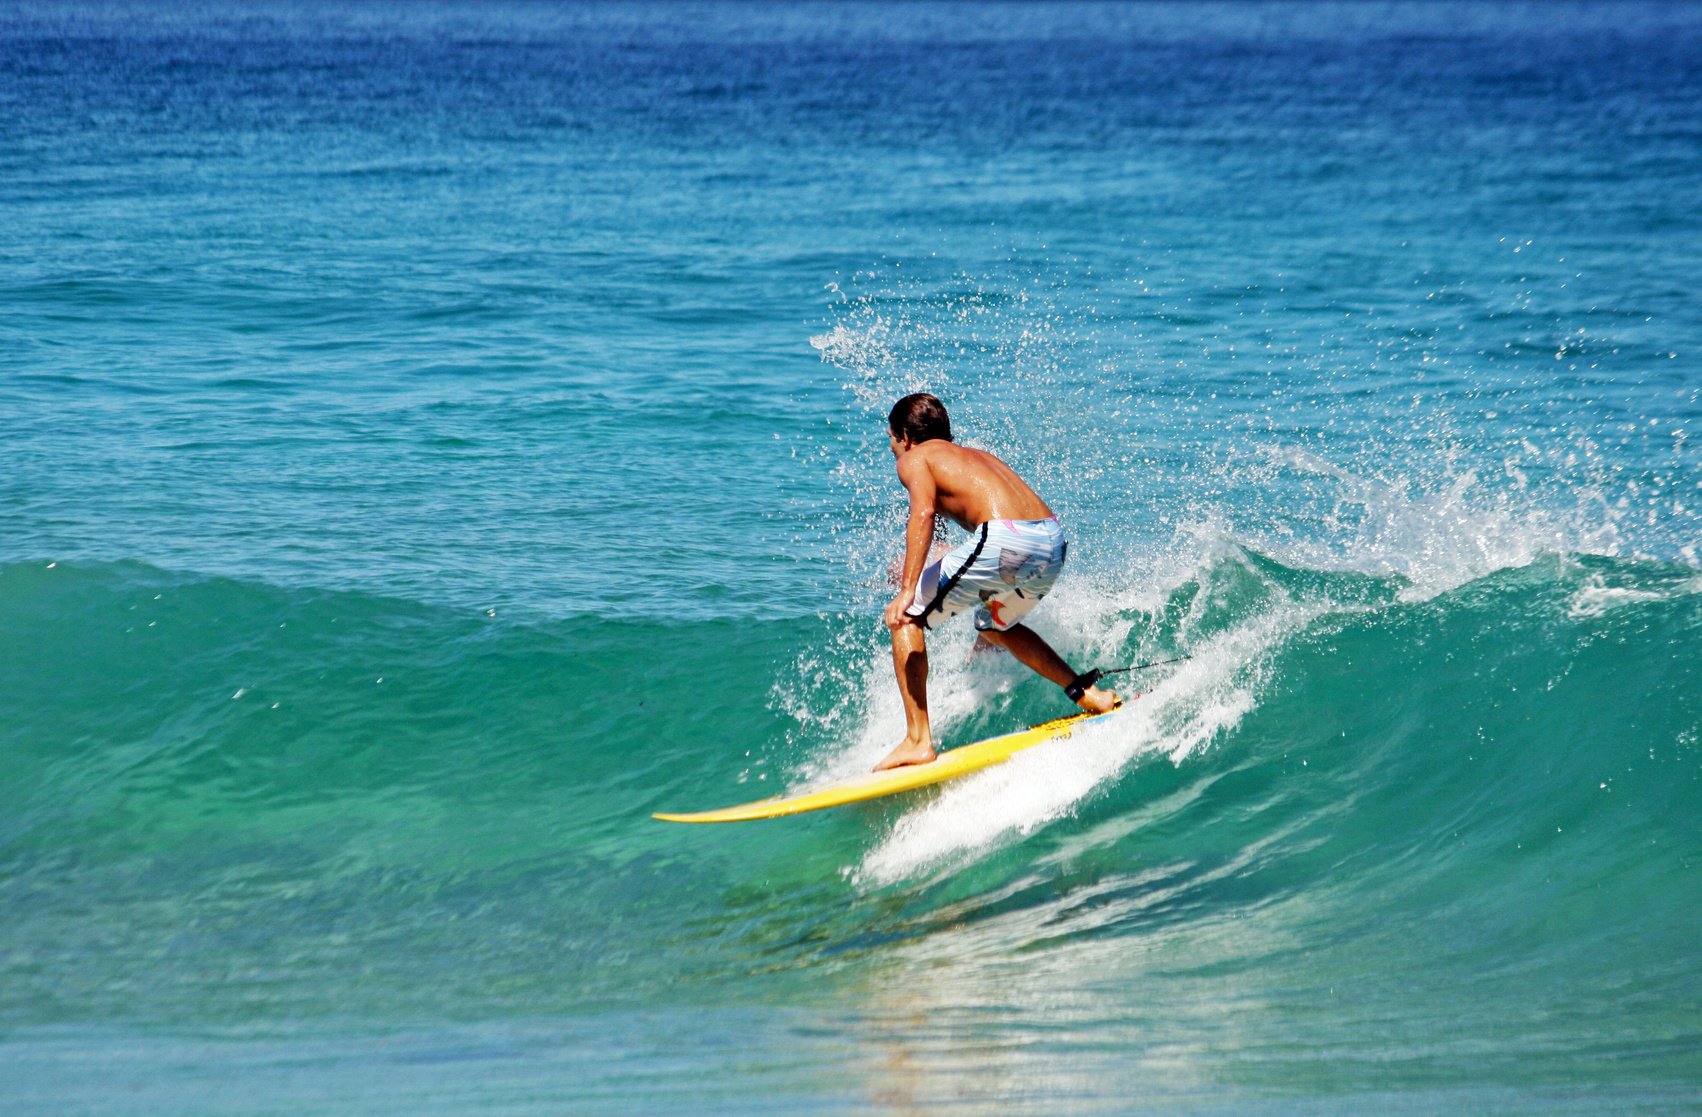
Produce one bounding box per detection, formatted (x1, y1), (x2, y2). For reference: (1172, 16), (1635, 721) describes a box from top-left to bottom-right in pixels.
(873, 736), (937, 771)
(1077, 685), (1119, 715)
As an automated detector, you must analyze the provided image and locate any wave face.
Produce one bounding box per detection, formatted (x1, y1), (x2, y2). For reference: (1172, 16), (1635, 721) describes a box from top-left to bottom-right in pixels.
(3, 0), (1701, 1112)
(3, 553), (1698, 1109)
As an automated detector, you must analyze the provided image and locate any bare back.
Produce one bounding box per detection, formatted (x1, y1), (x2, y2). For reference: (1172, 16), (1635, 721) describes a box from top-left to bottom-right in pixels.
(908, 440), (1053, 530)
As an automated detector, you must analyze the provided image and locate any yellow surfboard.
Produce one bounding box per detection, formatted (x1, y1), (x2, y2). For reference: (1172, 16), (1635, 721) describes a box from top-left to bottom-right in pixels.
(653, 704), (1121, 823)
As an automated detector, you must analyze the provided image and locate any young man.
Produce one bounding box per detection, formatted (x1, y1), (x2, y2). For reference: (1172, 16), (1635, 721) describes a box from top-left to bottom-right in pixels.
(876, 393), (1117, 771)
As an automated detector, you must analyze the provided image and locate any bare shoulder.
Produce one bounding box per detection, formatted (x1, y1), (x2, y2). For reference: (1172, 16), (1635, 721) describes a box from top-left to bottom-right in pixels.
(905, 440), (969, 479)
(895, 442), (938, 485)
(925, 440), (1000, 473)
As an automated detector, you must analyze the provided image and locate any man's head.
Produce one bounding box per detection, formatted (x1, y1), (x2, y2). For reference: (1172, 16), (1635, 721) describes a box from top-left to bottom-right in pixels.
(888, 393), (952, 450)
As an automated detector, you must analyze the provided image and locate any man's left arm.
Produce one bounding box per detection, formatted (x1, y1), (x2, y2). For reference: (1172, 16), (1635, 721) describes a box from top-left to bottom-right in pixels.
(885, 452), (937, 628)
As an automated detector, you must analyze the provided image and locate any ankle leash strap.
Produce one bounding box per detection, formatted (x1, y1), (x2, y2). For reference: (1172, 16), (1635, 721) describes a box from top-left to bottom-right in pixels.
(1064, 669), (1102, 703)
(1063, 656), (1193, 702)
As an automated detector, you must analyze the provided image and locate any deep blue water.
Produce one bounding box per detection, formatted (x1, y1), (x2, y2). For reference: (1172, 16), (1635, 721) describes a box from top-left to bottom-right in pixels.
(3, 2), (1699, 1113)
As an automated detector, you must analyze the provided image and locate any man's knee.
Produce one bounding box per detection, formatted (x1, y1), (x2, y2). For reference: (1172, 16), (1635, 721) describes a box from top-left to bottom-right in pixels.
(890, 618), (928, 645)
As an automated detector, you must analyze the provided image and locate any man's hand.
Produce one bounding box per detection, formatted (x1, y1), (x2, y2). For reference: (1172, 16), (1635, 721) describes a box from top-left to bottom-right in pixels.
(884, 593), (917, 630)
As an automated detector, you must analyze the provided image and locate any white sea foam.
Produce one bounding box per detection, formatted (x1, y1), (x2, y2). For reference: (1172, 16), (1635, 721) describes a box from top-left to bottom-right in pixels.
(1566, 580), (1664, 618)
(1566, 567), (1702, 619)
(853, 600), (1299, 887)
(1239, 445), (1630, 602)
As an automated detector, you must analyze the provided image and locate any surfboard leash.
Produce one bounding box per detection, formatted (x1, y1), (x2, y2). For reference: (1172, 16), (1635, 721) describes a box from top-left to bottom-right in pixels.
(1064, 655), (1192, 701)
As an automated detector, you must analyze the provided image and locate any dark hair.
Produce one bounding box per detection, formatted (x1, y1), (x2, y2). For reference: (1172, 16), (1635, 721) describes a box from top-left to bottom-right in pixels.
(888, 393), (953, 444)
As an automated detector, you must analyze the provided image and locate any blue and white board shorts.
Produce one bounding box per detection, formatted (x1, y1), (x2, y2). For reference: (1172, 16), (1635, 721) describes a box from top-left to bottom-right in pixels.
(906, 517), (1068, 632)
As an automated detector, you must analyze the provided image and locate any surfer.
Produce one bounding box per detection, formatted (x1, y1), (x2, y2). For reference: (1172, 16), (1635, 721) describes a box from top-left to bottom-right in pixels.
(875, 393), (1118, 771)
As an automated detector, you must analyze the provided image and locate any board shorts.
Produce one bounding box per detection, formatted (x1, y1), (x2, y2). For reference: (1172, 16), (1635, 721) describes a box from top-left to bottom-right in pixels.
(906, 516), (1068, 632)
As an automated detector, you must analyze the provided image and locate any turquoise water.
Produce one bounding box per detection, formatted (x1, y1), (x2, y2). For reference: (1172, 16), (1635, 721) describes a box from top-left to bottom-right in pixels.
(3, 2), (1700, 1112)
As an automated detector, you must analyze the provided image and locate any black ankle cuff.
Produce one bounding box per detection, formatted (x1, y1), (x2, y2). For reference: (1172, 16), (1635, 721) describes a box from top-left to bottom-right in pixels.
(1064, 669), (1101, 702)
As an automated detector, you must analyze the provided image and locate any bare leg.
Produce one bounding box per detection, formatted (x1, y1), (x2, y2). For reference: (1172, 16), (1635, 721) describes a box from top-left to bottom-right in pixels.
(874, 620), (937, 770)
(979, 624), (1119, 713)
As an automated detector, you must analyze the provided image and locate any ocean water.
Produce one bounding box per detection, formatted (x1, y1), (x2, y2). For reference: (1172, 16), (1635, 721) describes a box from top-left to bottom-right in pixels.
(3, 1), (1700, 1112)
